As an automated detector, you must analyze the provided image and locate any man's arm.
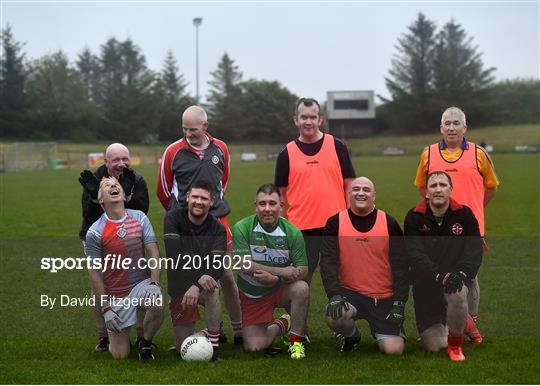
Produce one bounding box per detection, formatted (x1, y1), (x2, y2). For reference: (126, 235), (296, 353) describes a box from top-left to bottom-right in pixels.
(455, 208), (483, 278)
(196, 224), (226, 284)
(334, 139), (356, 207)
(403, 211), (438, 275)
(414, 148), (429, 197)
(242, 255), (304, 282)
(156, 146), (175, 210)
(88, 268), (107, 309)
(484, 188), (497, 206)
(127, 174), (150, 214)
(144, 242), (161, 284)
(319, 215), (341, 298)
(215, 139), (230, 193)
(279, 187), (289, 218)
(387, 216), (409, 302)
(274, 148), (289, 217)
(343, 178), (353, 207)
(477, 145), (499, 207)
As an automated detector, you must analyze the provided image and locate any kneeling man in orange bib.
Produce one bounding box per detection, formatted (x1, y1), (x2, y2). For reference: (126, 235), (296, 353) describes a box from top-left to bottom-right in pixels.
(320, 177), (408, 355)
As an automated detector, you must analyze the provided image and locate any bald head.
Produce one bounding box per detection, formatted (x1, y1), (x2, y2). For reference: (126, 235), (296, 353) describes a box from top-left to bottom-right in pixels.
(104, 143), (130, 178)
(182, 105), (209, 147)
(351, 176), (375, 191)
(182, 105), (208, 126)
(349, 176), (376, 216)
(105, 143), (129, 159)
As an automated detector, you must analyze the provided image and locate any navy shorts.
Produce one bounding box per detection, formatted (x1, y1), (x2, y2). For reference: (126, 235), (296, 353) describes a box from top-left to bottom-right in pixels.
(339, 288), (406, 339)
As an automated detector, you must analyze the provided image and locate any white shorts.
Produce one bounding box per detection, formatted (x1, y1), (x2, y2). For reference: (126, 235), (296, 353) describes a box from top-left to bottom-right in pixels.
(110, 278), (156, 330)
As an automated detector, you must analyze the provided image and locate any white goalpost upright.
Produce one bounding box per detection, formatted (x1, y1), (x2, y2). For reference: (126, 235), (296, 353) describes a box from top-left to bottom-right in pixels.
(2, 142), (58, 172)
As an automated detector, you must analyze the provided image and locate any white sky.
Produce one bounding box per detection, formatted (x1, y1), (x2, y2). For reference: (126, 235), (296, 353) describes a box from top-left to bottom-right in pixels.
(2, 1), (539, 104)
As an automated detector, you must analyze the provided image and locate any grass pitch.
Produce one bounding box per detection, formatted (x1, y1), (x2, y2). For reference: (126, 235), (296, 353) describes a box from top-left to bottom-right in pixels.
(0, 152), (539, 384)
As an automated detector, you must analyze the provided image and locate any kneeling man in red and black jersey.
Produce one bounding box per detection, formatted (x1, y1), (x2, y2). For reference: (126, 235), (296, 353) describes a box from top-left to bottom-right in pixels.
(404, 171), (483, 361)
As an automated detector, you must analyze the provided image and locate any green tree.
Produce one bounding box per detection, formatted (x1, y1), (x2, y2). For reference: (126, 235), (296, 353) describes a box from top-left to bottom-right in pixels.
(0, 25), (28, 137)
(489, 78), (540, 124)
(155, 50), (194, 141)
(432, 20), (495, 124)
(25, 51), (100, 139)
(382, 13), (439, 132)
(76, 46), (100, 102)
(94, 37), (159, 141)
(206, 53), (243, 139)
(237, 79), (297, 142)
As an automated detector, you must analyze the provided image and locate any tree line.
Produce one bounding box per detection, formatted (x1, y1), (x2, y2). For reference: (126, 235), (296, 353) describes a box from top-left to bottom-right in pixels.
(1, 14), (538, 143)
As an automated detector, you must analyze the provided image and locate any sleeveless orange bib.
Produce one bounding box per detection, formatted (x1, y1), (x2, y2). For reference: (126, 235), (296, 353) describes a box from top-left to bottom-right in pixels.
(286, 134), (346, 230)
(337, 209), (393, 299)
(428, 143), (485, 235)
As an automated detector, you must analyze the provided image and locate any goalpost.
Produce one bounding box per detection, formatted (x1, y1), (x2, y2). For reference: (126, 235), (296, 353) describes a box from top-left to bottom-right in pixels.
(2, 142), (58, 172)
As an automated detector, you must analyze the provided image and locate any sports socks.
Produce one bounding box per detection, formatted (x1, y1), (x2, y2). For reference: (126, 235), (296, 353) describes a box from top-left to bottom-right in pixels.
(231, 320), (242, 338)
(136, 326), (144, 340)
(271, 315), (289, 336)
(290, 332), (305, 344)
(207, 330), (220, 351)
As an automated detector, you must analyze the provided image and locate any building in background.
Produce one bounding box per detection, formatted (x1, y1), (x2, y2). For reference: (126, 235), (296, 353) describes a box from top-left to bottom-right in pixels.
(326, 91), (376, 139)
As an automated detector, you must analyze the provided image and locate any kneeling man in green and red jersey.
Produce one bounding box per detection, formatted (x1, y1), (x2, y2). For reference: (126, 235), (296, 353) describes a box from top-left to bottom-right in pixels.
(233, 184), (309, 359)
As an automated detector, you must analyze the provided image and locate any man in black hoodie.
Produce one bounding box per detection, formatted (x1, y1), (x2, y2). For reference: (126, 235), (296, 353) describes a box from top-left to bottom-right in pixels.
(404, 171), (482, 362)
(164, 180), (226, 361)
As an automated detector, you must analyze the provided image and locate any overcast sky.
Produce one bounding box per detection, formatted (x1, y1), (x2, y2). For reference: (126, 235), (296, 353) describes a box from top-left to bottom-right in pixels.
(2, 1), (539, 104)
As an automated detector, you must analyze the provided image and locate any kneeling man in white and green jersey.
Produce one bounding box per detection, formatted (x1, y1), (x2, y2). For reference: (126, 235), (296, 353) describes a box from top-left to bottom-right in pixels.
(233, 183), (309, 359)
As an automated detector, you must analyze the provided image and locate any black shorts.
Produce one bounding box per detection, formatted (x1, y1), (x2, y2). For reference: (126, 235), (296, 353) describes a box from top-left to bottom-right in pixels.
(412, 276), (472, 334)
(302, 228), (323, 273)
(339, 288), (406, 339)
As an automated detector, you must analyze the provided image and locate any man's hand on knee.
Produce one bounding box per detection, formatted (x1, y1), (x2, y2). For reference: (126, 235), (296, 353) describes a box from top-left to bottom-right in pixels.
(385, 301), (405, 324)
(198, 275), (219, 293)
(143, 282), (162, 300)
(103, 307), (123, 333)
(437, 271), (467, 294)
(326, 295), (349, 319)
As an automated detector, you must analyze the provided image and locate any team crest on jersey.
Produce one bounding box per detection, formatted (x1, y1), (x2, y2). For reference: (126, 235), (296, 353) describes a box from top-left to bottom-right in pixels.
(452, 223), (463, 235)
(211, 155), (219, 164)
(275, 237), (285, 247)
(116, 224), (127, 238)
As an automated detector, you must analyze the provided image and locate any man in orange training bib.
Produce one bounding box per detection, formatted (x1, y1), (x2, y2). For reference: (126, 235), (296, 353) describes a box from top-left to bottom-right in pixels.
(274, 98), (356, 283)
(320, 177), (408, 355)
(414, 106), (499, 344)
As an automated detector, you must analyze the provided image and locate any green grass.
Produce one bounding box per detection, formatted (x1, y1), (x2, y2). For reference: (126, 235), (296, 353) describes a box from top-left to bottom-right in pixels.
(0, 150), (539, 383)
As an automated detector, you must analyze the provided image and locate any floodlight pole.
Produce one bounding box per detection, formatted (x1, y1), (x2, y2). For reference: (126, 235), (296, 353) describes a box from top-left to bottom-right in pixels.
(193, 17), (203, 104)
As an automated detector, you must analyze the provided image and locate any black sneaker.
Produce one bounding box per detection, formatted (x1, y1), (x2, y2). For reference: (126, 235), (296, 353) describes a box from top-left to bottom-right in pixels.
(94, 336), (109, 352)
(139, 345), (155, 361)
(264, 346), (283, 357)
(340, 336), (361, 352)
(135, 336), (158, 350)
(211, 349), (221, 362)
(219, 322), (228, 343)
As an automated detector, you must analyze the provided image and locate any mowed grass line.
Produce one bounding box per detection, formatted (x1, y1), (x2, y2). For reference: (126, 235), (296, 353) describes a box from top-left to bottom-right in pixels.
(0, 153), (539, 383)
